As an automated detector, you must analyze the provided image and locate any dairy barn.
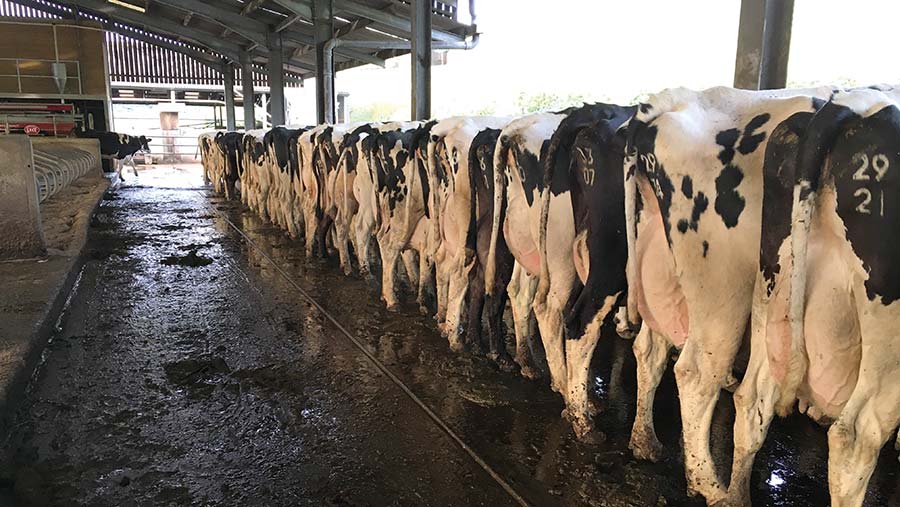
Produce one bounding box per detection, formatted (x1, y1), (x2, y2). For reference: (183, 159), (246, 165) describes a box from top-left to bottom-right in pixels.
(0, 0), (898, 505)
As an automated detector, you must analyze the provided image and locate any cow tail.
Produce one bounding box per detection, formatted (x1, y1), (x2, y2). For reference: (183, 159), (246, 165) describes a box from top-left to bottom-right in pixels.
(485, 134), (510, 296)
(780, 99), (854, 414)
(426, 135), (442, 256)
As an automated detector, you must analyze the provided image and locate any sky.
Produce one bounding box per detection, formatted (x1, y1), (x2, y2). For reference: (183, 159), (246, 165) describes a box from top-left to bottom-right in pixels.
(283, 0), (900, 125)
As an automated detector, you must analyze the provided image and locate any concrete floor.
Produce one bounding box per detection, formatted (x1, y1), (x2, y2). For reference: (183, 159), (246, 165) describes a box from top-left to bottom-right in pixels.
(1, 165), (897, 506)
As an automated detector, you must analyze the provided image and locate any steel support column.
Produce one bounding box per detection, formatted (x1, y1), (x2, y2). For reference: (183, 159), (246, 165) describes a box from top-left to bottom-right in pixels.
(240, 53), (255, 129)
(411, 0), (431, 120)
(314, 0), (334, 124)
(734, 0), (794, 90)
(222, 61), (236, 130)
(267, 32), (287, 126)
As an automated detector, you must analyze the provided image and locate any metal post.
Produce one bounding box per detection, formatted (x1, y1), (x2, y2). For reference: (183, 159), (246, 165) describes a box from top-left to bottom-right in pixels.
(222, 60), (236, 130)
(760, 0), (793, 89)
(240, 52), (255, 130)
(411, 0), (431, 120)
(734, 0), (794, 90)
(314, 0), (334, 124)
(267, 32), (286, 126)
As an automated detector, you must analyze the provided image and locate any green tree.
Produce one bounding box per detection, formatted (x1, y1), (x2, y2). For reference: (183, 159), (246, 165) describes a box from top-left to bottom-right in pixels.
(516, 92), (588, 114)
(349, 102), (404, 122)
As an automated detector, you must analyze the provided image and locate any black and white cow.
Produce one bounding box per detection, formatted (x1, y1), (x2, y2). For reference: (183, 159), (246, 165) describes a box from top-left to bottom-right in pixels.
(198, 131), (221, 185)
(372, 121), (436, 310)
(264, 126), (307, 237)
(241, 130), (268, 216)
(79, 131), (152, 179)
(535, 103), (637, 438)
(724, 86), (900, 507)
(426, 116), (511, 352)
(485, 109), (587, 427)
(214, 131), (245, 200)
(623, 86), (832, 502)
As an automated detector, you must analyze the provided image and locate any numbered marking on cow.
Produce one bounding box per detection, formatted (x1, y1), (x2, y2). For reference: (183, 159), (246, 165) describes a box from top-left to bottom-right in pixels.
(852, 151), (890, 181)
(855, 188), (873, 214)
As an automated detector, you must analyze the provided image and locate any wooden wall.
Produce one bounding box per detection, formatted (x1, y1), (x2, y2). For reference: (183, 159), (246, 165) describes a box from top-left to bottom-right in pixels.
(0, 22), (106, 97)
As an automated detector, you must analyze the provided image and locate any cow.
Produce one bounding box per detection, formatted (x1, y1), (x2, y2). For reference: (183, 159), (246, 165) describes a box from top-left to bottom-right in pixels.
(426, 116), (511, 352)
(485, 110), (585, 426)
(533, 103), (637, 438)
(264, 126), (307, 237)
(297, 125), (332, 256)
(371, 120), (436, 311)
(241, 130), (268, 216)
(623, 86), (832, 503)
(334, 123), (383, 276)
(78, 131), (152, 179)
(214, 131), (245, 200)
(724, 86), (900, 507)
(317, 123), (366, 267)
(198, 132), (221, 186)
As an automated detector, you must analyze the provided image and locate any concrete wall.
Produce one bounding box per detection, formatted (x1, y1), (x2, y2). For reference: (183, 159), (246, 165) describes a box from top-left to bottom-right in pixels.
(0, 135), (44, 261)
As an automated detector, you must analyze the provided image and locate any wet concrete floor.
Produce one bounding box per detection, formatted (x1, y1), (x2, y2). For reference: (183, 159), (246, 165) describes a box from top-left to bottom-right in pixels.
(1, 166), (898, 506)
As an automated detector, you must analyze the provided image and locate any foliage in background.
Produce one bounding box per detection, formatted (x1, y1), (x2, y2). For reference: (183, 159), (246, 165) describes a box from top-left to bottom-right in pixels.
(349, 102), (405, 122)
(516, 92), (588, 114)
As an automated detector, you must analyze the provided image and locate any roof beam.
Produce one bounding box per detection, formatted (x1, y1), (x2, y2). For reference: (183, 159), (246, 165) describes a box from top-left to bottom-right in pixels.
(332, 0), (463, 42)
(275, 13), (301, 32)
(150, 0), (268, 46)
(270, 0), (312, 20)
(0, 7), (221, 69)
(66, 0), (244, 60)
(182, 12), (193, 26)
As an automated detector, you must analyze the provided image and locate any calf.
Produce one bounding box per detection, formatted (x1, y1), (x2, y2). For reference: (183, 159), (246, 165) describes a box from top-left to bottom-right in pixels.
(623, 86), (831, 502)
(726, 86), (900, 507)
(79, 131), (152, 179)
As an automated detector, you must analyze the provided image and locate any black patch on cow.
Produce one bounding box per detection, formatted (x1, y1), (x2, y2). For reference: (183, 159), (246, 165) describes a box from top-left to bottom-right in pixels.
(716, 128), (741, 164)
(714, 164), (745, 228)
(797, 101), (860, 198)
(681, 175), (693, 198)
(737, 113), (770, 155)
(702, 240), (709, 258)
(629, 121), (677, 243)
(677, 219), (689, 234)
(639, 103), (653, 114)
(512, 144), (544, 207)
(759, 111), (816, 295)
(829, 105), (900, 303)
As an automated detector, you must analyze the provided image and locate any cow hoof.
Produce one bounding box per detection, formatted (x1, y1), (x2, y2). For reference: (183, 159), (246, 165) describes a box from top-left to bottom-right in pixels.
(449, 341), (465, 354)
(629, 433), (665, 463)
(578, 430), (606, 445)
(418, 304), (430, 316)
(493, 354), (518, 374)
(711, 492), (751, 507)
(519, 365), (542, 381)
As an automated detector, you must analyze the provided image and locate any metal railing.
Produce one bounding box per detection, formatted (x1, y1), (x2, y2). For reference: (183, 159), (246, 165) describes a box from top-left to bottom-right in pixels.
(0, 57), (83, 95)
(32, 144), (98, 202)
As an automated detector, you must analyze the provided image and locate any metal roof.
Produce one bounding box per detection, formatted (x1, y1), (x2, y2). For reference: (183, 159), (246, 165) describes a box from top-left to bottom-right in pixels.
(6, 0), (476, 81)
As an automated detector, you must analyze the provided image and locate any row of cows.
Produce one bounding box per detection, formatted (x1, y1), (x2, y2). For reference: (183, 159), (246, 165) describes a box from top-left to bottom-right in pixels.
(198, 85), (900, 507)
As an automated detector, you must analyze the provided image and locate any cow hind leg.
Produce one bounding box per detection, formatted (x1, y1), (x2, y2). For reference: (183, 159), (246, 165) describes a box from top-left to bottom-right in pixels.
(508, 263), (542, 379)
(673, 337), (732, 503)
(379, 241), (402, 311)
(400, 249), (419, 295)
(725, 290), (780, 507)
(563, 298), (615, 441)
(827, 332), (900, 507)
(416, 248), (435, 314)
(630, 325), (671, 462)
